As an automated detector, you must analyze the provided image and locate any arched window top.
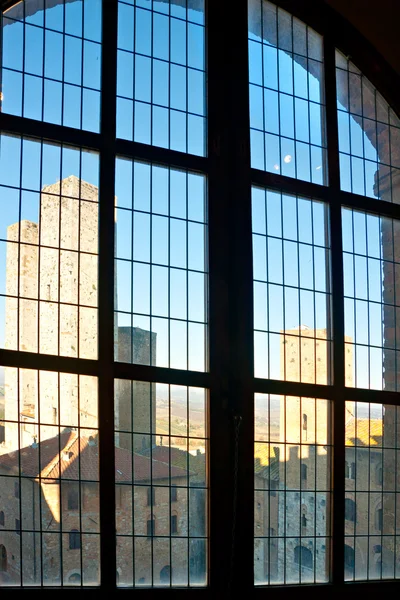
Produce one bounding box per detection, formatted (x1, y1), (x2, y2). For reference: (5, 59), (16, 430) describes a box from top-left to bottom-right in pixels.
(336, 49), (400, 203)
(345, 498), (356, 522)
(248, 0), (326, 184)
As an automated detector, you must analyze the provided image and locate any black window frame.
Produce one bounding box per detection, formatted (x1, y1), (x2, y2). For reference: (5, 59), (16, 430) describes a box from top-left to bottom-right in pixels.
(0, 0), (399, 594)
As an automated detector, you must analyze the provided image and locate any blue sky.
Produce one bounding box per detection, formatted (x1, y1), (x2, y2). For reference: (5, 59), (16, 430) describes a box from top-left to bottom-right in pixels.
(0, 0), (394, 388)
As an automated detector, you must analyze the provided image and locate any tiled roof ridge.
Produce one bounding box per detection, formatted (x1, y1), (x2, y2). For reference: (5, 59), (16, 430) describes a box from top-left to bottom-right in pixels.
(40, 430), (79, 479)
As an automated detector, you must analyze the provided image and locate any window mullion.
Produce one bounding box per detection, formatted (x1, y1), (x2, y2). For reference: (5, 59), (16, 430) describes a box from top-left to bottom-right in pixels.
(98, 0), (118, 590)
(206, 0), (236, 593)
(223, 0), (254, 593)
(323, 31), (345, 585)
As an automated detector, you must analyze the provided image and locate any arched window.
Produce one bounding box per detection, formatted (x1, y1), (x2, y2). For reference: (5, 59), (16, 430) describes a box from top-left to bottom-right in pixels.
(294, 546), (313, 570)
(160, 565), (172, 585)
(0, 0), (399, 592)
(376, 467), (383, 486)
(67, 484), (79, 510)
(171, 514), (178, 535)
(69, 530), (81, 551)
(345, 498), (356, 522)
(344, 544), (355, 578)
(375, 507), (383, 532)
(147, 487), (156, 507)
(68, 572), (81, 584)
(0, 512), (4, 527)
(0, 545), (7, 572)
(146, 519), (155, 537)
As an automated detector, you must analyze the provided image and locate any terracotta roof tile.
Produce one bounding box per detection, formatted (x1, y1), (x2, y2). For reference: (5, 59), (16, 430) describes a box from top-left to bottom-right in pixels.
(0, 431), (190, 483)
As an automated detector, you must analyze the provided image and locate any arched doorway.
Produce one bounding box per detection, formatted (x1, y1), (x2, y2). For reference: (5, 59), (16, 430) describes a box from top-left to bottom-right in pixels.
(160, 565), (171, 584)
(68, 572), (81, 584)
(294, 546), (313, 570)
(344, 544), (355, 579)
(0, 545), (7, 572)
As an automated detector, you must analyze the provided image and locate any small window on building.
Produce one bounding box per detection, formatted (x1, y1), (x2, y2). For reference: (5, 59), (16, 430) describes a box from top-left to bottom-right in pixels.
(376, 507), (383, 532)
(171, 486), (178, 502)
(294, 545), (313, 570)
(376, 467), (383, 486)
(69, 530), (81, 550)
(147, 487), (156, 507)
(350, 462), (356, 480)
(0, 512), (4, 527)
(302, 514), (307, 528)
(171, 514), (178, 534)
(345, 461), (350, 478)
(15, 519), (21, 535)
(302, 414), (307, 430)
(0, 545), (7, 572)
(68, 572), (81, 583)
(116, 485), (123, 508)
(345, 498), (356, 522)
(147, 519), (155, 537)
(270, 479), (278, 497)
(301, 464), (307, 481)
(68, 484), (79, 510)
(14, 481), (19, 499)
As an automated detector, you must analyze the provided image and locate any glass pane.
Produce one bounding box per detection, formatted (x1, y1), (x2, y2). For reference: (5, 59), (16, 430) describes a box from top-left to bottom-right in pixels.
(0, 135), (99, 359)
(1, 0), (102, 132)
(248, 0), (327, 184)
(255, 394), (331, 584)
(115, 159), (207, 372)
(252, 187), (332, 383)
(345, 402), (400, 581)
(0, 365), (99, 586)
(115, 381), (208, 587)
(342, 208), (400, 390)
(336, 50), (400, 203)
(116, 0), (206, 155)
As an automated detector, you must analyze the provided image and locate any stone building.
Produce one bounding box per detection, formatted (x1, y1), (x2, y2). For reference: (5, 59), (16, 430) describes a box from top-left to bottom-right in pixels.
(0, 176), (207, 586)
(0, 430), (197, 586)
(2, 176), (157, 455)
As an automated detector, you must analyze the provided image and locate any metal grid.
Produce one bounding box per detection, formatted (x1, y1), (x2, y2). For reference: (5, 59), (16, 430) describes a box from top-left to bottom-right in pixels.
(0, 0), (399, 594)
(1, 0), (101, 131)
(114, 158), (207, 372)
(248, 0), (327, 184)
(116, 0), (205, 155)
(254, 393), (331, 585)
(252, 186), (332, 384)
(336, 50), (400, 203)
(0, 365), (99, 586)
(345, 401), (400, 581)
(343, 207), (400, 391)
(0, 134), (99, 360)
(114, 380), (208, 587)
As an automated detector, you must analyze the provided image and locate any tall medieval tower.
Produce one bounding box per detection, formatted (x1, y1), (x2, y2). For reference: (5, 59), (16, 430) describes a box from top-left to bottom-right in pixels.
(2, 176), (156, 453)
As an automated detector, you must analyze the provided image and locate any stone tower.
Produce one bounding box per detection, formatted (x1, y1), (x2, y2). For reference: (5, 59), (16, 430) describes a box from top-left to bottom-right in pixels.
(3, 176), (99, 450)
(3, 175), (158, 454)
(114, 327), (157, 452)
